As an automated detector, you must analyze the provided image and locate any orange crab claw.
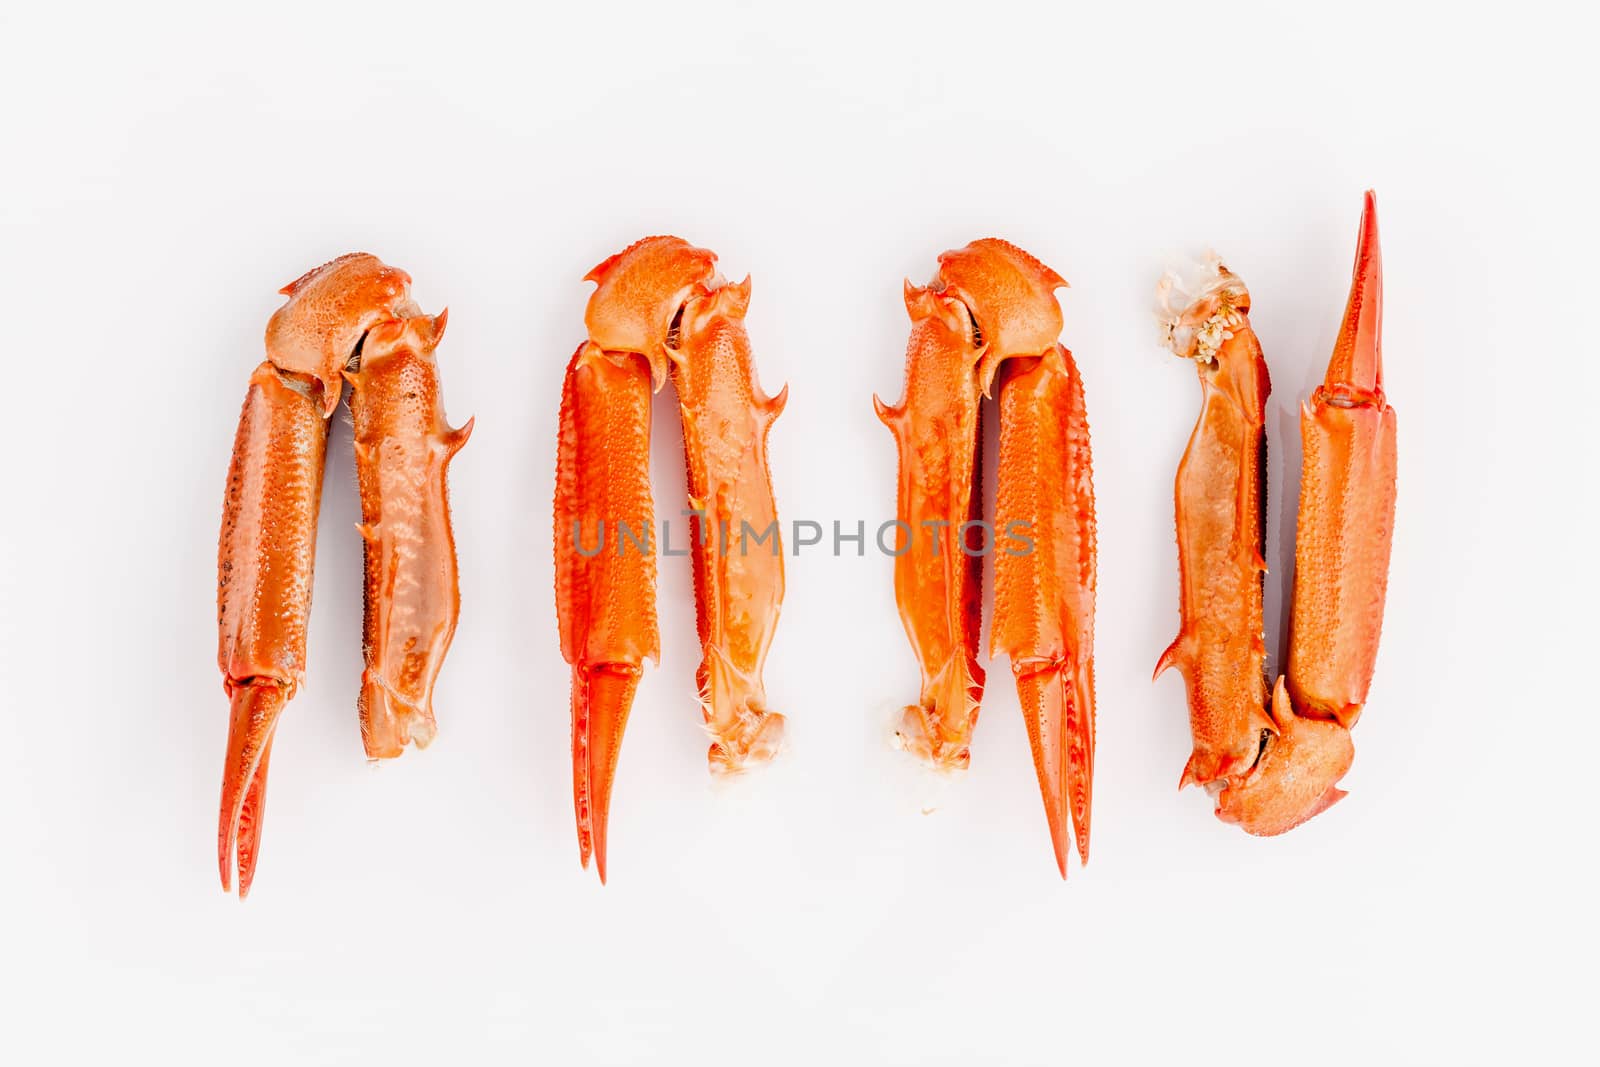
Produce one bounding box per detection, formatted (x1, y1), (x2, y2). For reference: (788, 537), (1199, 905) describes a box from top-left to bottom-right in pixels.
(1323, 189), (1384, 400)
(218, 254), (461, 896)
(217, 682), (284, 897)
(993, 345), (1096, 873)
(880, 239), (1096, 876)
(1155, 193), (1395, 835)
(1286, 191), (1395, 730)
(555, 342), (659, 883)
(556, 237), (788, 882)
(217, 356), (331, 897)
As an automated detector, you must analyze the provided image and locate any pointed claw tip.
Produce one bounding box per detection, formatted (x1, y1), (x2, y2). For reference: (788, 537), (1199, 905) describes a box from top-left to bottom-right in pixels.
(218, 832), (254, 899)
(1323, 190), (1384, 396)
(1043, 814), (1071, 880)
(217, 684), (283, 902)
(1355, 190), (1381, 266)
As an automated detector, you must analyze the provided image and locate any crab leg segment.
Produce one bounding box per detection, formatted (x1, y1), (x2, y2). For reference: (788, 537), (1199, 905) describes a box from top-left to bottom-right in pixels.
(217, 254), (419, 896)
(1153, 260), (1275, 791)
(671, 275), (789, 772)
(878, 239), (1097, 874)
(348, 310), (473, 758)
(875, 280), (987, 770)
(1155, 193), (1393, 836)
(555, 236), (788, 881)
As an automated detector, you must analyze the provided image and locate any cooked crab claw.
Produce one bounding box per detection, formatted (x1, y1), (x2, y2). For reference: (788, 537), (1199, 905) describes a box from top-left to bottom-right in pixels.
(1154, 192), (1394, 836)
(217, 254), (468, 896)
(556, 236), (788, 882)
(1285, 190), (1394, 731)
(878, 239), (1097, 877)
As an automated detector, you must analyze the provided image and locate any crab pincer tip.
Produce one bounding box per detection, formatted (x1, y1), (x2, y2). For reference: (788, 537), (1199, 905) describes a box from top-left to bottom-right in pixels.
(1328, 191), (1383, 396)
(217, 683), (286, 899)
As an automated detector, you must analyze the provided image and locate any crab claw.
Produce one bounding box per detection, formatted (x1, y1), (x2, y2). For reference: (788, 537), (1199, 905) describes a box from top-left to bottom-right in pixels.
(217, 355), (330, 896)
(1155, 193), (1394, 838)
(1212, 678), (1354, 836)
(558, 237), (789, 880)
(218, 253), (450, 896)
(883, 239), (1096, 876)
(218, 682), (285, 897)
(1322, 189), (1383, 401)
(1286, 191), (1396, 730)
(556, 342), (659, 883)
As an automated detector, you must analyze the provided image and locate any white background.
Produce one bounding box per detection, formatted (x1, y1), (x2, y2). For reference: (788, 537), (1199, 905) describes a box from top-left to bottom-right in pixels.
(2, 1), (1593, 1063)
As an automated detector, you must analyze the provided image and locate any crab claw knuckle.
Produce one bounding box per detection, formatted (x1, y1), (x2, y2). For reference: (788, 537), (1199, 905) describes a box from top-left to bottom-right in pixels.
(582, 235), (719, 384)
(266, 252), (420, 412)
